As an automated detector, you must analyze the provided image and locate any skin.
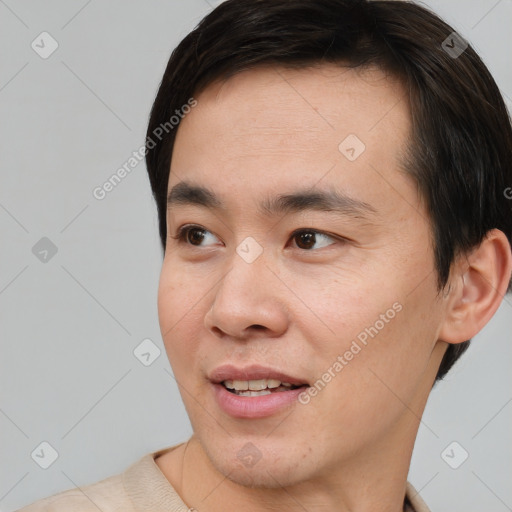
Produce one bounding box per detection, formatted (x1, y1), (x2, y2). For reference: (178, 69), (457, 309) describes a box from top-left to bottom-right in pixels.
(154, 63), (512, 512)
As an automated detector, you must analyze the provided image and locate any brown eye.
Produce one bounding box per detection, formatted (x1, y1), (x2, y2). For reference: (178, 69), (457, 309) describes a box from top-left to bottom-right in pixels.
(186, 227), (206, 246)
(294, 232), (316, 250)
(171, 225), (219, 247)
(290, 229), (337, 251)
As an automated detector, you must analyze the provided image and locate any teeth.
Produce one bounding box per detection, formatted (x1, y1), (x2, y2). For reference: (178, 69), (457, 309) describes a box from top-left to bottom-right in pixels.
(267, 379), (281, 389)
(236, 390), (272, 397)
(224, 380), (248, 390)
(248, 379), (267, 391)
(223, 379), (295, 391)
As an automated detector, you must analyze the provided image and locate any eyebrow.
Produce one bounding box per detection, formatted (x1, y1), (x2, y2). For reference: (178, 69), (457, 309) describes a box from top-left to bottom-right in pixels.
(167, 181), (377, 220)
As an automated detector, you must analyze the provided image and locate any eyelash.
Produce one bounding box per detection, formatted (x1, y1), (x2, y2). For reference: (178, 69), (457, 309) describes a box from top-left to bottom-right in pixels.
(169, 224), (342, 251)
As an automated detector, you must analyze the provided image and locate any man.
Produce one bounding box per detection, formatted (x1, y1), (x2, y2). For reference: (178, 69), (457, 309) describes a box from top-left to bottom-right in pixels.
(18, 0), (512, 511)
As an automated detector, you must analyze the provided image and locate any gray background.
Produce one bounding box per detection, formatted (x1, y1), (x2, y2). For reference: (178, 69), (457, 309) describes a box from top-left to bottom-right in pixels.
(0, 0), (510, 510)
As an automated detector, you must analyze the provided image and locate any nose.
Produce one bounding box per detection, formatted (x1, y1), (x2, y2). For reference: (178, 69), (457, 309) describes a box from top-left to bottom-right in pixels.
(203, 250), (290, 341)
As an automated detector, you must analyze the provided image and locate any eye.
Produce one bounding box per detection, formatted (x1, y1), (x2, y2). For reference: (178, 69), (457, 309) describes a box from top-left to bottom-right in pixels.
(171, 225), (338, 251)
(289, 229), (337, 250)
(170, 225), (220, 247)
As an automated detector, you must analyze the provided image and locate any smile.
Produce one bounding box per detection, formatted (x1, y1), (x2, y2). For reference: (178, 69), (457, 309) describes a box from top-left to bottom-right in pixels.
(209, 364), (310, 418)
(222, 379), (302, 396)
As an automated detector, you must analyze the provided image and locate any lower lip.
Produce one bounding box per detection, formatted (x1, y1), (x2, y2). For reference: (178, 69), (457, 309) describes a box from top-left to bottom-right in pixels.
(212, 383), (307, 419)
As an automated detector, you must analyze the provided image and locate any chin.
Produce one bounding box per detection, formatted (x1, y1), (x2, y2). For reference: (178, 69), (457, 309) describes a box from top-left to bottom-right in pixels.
(199, 434), (318, 489)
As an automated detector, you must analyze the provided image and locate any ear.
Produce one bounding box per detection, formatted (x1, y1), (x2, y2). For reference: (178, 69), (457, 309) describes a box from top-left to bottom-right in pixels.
(439, 229), (512, 344)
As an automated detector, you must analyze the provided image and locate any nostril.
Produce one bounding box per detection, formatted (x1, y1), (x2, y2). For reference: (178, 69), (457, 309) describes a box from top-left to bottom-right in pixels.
(211, 326), (224, 337)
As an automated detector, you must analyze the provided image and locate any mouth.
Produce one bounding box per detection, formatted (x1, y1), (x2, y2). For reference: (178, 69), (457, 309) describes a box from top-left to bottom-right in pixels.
(209, 364), (310, 392)
(221, 379), (305, 397)
(208, 364), (310, 418)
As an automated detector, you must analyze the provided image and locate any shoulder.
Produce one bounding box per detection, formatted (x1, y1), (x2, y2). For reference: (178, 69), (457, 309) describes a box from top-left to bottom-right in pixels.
(15, 446), (184, 512)
(15, 472), (131, 512)
(405, 481), (431, 512)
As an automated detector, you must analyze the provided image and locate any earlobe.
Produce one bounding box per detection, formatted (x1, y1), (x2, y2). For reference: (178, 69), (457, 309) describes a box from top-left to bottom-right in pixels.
(439, 229), (512, 345)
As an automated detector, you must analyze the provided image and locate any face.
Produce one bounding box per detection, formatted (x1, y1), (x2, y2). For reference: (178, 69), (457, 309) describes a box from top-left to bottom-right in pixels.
(158, 64), (448, 488)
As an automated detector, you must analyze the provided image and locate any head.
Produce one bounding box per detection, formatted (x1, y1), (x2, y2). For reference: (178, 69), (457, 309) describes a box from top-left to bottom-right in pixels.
(146, 0), (512, 489)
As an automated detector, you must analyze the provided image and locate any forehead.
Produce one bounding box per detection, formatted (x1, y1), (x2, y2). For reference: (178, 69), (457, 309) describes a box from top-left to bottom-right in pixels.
(169, 63), (415, 219)
(184, 62), (409, 137)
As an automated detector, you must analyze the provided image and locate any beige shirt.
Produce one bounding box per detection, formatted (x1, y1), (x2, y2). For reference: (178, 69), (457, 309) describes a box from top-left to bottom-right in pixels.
(17, 443), (431, 511)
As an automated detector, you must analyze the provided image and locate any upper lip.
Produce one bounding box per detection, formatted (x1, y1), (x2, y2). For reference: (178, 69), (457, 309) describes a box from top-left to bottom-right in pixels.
(209, 364), (309, 386)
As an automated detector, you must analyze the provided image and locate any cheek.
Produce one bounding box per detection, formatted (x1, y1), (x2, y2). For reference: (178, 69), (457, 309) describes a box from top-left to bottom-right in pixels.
(157, 258), (205, 325)
(303, 301), (441, 451)
(157, 261), (206, 365)
(286, 264), (402, 351)
(331, 286), (442, 407)
(294, 255), (442, 408)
